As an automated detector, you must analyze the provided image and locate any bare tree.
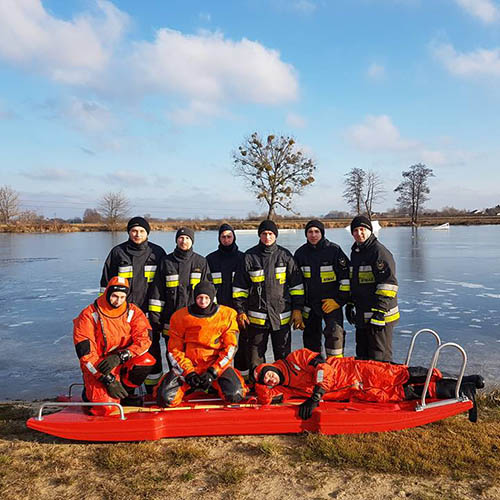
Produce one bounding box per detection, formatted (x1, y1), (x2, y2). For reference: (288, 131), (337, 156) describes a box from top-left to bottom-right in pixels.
(98, 191), (131, 228)
(233, 133), (316, 220)
(343, 168), (366, 215)
(364, 171), (385, 220)
(0, 185), (20, 224)
(394, 163), (434, 224)
(83, 208), (103, 223)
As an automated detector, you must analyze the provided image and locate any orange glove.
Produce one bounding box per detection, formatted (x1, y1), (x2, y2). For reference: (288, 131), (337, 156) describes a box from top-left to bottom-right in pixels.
(322, 298), (340, 314)
(237, 312), (250, 328)
(292, 309), (305, 330)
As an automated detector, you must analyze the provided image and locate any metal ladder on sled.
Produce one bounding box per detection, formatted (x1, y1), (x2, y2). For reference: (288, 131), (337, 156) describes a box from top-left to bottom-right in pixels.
(35, 382), (127, 421)
(405, 328), (469, 411)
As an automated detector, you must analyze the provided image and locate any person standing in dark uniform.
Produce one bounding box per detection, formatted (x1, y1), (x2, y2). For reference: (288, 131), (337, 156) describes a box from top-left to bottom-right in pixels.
(148, 227), (210, 368)
(206, 223), (248, 377)
(232, 220), (305, 375)
(348, 216), (399, 362)
(100, 216), (166, 393)
(294, 220), (350, 358)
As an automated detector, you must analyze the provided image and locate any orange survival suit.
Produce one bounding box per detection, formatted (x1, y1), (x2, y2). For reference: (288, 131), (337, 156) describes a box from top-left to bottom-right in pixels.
(73, 276), (155, 415)
(155, 283), (248, 407)
(254, 348), (443, 405)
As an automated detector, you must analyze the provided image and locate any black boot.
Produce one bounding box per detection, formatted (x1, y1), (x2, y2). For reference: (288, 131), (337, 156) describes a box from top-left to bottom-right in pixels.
(462, 375), (485, 389)
(435, 380), (478, 423)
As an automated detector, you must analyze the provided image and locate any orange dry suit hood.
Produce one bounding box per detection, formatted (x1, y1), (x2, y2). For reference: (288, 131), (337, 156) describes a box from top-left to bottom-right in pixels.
(96, 276), (130, 318)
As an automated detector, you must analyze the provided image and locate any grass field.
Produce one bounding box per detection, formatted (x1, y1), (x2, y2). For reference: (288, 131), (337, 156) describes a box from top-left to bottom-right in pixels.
(1, 389), (499, 500)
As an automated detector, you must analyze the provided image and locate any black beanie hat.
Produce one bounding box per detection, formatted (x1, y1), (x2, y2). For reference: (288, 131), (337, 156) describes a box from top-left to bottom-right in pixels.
(350, 215), (372, 234)
(194, 281), (216, 302)
(258, 219), (278, 237)
(257, 366), (285, 386)
(176, 226), (195, 243)
(106, 282), (129, 305)
(218, 223), (236, 240)
(305, 219), (325, 238)
(127, 216), (150, 235)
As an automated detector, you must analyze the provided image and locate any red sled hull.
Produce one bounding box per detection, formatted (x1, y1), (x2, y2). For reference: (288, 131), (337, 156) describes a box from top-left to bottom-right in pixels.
(26, 396), (472, 442)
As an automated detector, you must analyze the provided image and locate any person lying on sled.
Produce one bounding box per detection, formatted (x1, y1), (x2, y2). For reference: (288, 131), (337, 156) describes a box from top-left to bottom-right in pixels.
(155, 281), (248, 407)
(254, 348), (484, 421)
(73, 276), (156, 415)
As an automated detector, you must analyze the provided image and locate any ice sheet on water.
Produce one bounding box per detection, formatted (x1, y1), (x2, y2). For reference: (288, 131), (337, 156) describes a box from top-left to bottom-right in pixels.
(469, 325), (481, 328)
(400, 309), (415, 313)
(478, 293), (500, 299)
(420, 291), (433, 295)
(66, 288), (99, 295)
(414, 280), (426, 283)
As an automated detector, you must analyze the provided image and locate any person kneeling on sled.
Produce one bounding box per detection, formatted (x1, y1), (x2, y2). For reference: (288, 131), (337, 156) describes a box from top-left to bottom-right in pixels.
(156, 281), (248, 407)
(73, 276), (156, 415)
(254, 348), (484, 422)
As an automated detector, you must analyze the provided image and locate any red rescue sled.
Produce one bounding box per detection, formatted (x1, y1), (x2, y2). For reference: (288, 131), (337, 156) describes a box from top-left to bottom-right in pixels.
(26, 329), (474, 442)
(26, 392), (472, 442)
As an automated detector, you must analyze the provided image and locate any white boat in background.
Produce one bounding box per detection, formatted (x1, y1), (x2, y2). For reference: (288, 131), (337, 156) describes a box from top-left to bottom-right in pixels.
(345, 220), (381, 234)
(432, 223), (450, 230)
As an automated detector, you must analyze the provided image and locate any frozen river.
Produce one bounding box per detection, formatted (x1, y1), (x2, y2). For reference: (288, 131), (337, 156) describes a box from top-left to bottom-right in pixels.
(1, 225), (499, 400)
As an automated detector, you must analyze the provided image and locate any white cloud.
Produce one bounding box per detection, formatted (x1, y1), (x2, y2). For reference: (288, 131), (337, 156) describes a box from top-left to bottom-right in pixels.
(367, 62), (385, 80)
(454, 0), (500, 24)
(292, 1), (318, 14)
(286, 112), (306, 128)
(432, 43), (500, 78)
(128, 29), (298, 105)
(0, 2), (299, 123)
(105, 170), (148, 186)
(0, 0), (129, 85)
(346, 115), (418, 152)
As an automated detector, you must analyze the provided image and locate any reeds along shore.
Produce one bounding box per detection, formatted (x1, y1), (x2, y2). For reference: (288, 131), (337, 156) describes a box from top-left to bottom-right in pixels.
(1, 216), (500, 233)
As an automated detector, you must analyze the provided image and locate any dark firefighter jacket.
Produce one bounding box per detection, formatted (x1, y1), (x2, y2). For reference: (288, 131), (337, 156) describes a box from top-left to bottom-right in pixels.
(148, 248), (210, 332)
(294, 238), (350, 317)
(232, 242), (304, 331)
(206, 244), (244, 307)
(100, 240), (166, 313)
(350, 234), (399, 326)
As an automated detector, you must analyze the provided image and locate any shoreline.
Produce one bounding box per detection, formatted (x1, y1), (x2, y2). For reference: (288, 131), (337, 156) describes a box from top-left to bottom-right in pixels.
(1, 215), (500, 233)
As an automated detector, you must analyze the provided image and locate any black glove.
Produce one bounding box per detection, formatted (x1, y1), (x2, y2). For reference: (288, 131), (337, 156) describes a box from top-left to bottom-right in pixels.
(100, 374), (129, 399)
(185, 372), (202, 389)
(370, 310), (386, 332)
(198, 367), (217, 391)
(345, 303), (356, 325)
(97, 350), (131, 375)
(298, 388), (323, 420)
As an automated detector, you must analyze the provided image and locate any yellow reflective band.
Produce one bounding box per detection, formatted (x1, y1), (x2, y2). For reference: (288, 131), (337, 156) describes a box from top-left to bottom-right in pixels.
(166, 274), (179, 287)
(212, 272), (222, 285)
(339, 284), (350, 292)
(320, 265), (336, 283)
(280, 311), (291, 325)
(358, 271), (375, 284)
(144, 373), (162, 385)
(148, 304), (162, 312)
(290, 289), (305, 296)
(248, 311), (267, 326)
(375, 289), (397, 297)
(301, 266), (311, 278)
(144, 265), (157, 283)
(371, 318), (385, 326)
(250, 275), (265, 283)
(190, 272), (202, 286)
(385, 311), (400, 323)
(233, 287), (249, 298)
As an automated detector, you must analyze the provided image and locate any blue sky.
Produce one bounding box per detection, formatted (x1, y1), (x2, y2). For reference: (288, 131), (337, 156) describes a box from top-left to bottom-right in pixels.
(1, 0), (499, 219)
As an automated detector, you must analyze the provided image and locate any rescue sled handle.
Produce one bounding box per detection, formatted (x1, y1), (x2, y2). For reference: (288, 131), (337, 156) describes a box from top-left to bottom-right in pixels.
(68, 383), (84, 398)
(405, 328), (441, 366)
(36, 402), (126, 421)
(416, 342), (467, 412)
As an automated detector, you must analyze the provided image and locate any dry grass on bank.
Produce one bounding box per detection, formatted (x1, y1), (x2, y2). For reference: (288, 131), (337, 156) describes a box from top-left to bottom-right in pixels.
(0, 390), (499, 500)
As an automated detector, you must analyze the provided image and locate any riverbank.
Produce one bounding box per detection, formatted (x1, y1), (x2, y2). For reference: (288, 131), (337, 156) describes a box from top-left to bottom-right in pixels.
(1, 216), (500, 233)
(1, 391), (499, 499)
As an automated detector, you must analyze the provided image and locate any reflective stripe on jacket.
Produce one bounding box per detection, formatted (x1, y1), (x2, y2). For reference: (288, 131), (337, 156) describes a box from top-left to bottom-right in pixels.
(350, 234), (399, 325)
(294, 238), (350, 316)
(100, 241), (166, 312)
(148, 250), (210, 330)
(232, 243), (304, 331)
